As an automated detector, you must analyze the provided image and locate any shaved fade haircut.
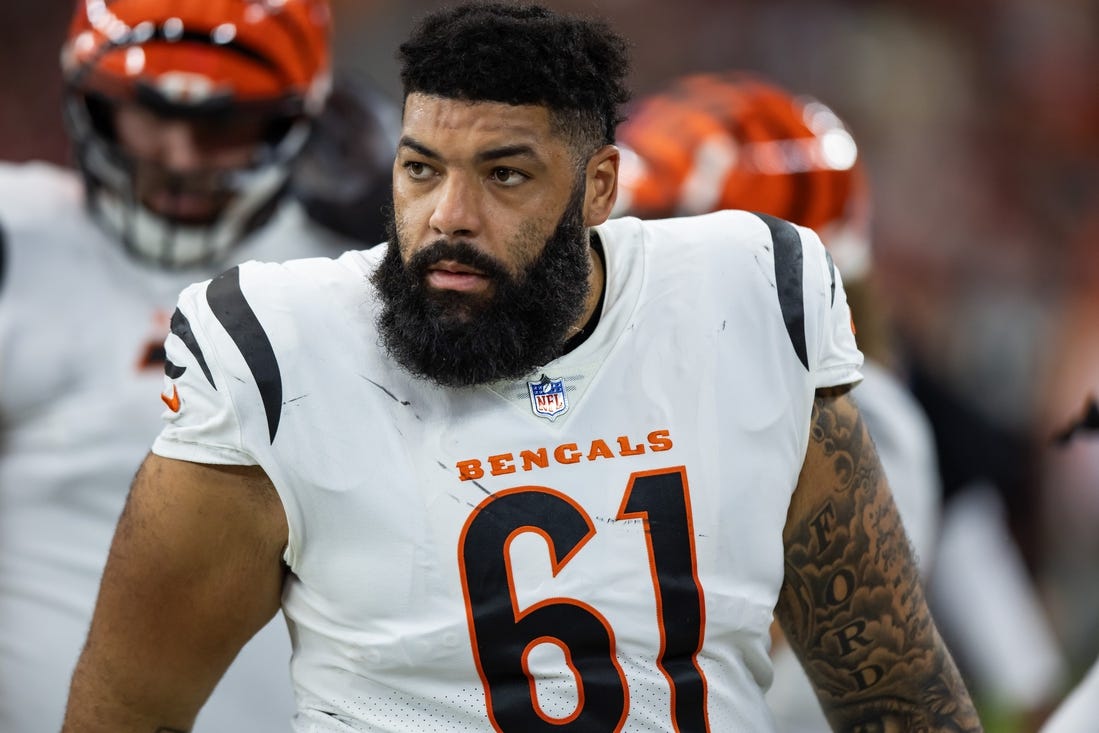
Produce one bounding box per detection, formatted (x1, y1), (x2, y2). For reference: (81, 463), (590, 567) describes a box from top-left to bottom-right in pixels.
(397, 2), (631, 160)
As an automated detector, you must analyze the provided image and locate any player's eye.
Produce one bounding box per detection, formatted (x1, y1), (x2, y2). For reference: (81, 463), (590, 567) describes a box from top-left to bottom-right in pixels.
(403, 161), (435, 180)
(489, 167), (527, 187)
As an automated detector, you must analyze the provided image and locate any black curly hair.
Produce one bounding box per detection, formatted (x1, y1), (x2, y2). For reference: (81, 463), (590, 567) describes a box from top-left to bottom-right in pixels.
(397, 2), (631, 159)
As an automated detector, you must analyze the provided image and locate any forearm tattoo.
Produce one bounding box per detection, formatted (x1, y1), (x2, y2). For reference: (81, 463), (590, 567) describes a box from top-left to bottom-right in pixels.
(778, 392), (983, 732)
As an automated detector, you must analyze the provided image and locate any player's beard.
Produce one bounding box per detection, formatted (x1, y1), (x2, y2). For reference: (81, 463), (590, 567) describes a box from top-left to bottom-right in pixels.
(373, 180), (591, 388)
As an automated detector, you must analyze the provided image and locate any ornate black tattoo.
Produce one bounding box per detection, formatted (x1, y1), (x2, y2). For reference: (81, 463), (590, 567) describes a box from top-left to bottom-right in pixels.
(777, 392), (983, 732)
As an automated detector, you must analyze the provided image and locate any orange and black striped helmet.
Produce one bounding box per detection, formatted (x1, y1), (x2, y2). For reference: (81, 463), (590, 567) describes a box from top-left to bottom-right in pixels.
(58, 0), (333, 268)
(61, 0), (331, 115)
(615, 72), (871, 278)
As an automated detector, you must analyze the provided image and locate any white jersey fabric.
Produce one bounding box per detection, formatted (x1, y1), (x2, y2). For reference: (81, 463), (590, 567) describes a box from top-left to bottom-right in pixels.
(850, 360), (941, 568)
(0, 161), (355, 733)
(1040, 655), (1099, 733)
(929, 482), (1067, 710)
(152, 210), (862, 732)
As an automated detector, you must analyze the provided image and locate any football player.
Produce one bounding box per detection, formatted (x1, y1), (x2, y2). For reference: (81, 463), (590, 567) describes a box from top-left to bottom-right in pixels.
(0, 1), (371, 731)
(64, 4), (981, 731)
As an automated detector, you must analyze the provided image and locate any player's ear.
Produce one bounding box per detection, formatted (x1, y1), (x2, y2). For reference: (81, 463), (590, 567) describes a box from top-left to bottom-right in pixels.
(582, 144), (619, 226)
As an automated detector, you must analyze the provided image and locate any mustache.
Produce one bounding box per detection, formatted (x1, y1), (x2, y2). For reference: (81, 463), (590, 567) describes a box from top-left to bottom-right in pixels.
(373, 180), (591, 386)
(406, 239), (512, 282)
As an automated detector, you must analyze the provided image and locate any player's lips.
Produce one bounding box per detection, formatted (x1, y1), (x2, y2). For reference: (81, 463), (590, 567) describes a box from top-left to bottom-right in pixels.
(425, 260), (491, 292)
(146, 191), (222, 222)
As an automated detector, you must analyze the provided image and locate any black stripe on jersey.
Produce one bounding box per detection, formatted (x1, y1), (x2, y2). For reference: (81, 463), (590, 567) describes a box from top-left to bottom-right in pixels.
(754, 212), (809, 370)
(170, 308), (216, 388)
(825, 250), (837, 306)
(164, 359), (187, 380)
(206, 266), (283, 443)
(0, 220), (7, 296)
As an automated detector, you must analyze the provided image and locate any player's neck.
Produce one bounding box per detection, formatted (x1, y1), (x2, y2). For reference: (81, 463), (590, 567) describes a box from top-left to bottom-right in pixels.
(561, 233), (606, 355)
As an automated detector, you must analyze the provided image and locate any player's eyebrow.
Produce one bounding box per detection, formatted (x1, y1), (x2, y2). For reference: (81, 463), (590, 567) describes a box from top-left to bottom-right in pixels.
(473, 144), (539, 164)
(398, 136), (441, 160)
(398, 137), (542, 166)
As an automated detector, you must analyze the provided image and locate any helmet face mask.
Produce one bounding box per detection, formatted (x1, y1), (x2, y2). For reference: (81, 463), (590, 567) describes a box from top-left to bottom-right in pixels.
(61, 0), (332, 269)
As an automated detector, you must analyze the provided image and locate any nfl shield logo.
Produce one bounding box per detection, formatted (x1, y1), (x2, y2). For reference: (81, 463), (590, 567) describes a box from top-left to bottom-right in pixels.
(528, 374), (569, 420)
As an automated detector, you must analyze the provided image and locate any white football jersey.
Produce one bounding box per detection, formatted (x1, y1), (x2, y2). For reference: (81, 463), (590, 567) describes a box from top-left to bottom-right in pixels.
(0, 161), (356, 733)
(152, 210), (862, 732)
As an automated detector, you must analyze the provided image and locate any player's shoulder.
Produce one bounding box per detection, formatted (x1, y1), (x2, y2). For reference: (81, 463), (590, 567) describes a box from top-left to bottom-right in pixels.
(166, 249), (381, 420)
(0, 161), (88, 300)
(0, 159), (80, 191)
(600, 210), (854, 377)
(236, 246), (379, 292)
(0, 160), (84, 241)
(234, 199), (370, 263)
(0, 160), (83, 223)
(607, 208), (826, 262)
(182, 247), (380, 322)
(603, 209), (832, 294)
(686, 209), (830, 267)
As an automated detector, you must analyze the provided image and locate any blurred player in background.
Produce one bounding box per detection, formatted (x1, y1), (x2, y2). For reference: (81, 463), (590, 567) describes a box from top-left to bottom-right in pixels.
(1039, 655), (1099, 733)
(0, 0), (392, 730)
(615, 69), (1075, 731)
(291, 71), (399, 246)
(612, 71), (942, 732)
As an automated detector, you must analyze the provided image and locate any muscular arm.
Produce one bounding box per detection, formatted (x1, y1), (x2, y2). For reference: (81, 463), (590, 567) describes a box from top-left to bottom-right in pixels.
(62, 454), (289, 733)
(776, 388), (982, 732)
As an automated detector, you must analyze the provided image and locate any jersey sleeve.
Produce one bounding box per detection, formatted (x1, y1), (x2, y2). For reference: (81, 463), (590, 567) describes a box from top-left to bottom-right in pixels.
(800, 223), (864, 389)
(151, 278), (257, 466)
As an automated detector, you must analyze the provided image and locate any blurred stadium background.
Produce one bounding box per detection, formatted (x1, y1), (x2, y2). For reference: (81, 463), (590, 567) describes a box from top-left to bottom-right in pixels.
(2, 1), (1097, 729)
